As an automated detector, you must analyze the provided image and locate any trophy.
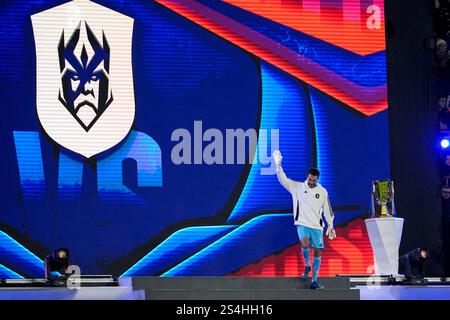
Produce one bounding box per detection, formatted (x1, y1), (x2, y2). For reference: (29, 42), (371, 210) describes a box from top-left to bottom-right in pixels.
(370, 180), (396, 218)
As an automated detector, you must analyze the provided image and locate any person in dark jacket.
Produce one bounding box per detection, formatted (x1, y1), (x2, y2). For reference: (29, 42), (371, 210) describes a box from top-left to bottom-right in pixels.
(398, 248), (428, 280)
(44, 248), (70, 279)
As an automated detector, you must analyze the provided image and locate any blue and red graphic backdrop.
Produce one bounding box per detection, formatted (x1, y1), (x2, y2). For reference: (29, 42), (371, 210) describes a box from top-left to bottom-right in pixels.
(0, 0), (389, 277)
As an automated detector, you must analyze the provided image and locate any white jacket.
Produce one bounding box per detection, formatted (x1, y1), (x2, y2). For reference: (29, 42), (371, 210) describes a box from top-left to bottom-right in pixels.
(277, 165), (334, 230)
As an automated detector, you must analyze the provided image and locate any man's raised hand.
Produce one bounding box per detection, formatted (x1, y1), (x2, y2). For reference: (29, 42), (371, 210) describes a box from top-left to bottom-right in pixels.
(273, 150), (283, 166)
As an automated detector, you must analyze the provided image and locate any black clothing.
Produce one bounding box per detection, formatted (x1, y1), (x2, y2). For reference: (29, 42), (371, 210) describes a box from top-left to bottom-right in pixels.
(44, 248), (69, 279)
(399, 248), (426, 279)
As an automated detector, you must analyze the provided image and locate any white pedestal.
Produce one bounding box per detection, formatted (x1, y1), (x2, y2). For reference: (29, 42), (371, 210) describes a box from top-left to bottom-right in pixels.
(365, 217), (404, 276)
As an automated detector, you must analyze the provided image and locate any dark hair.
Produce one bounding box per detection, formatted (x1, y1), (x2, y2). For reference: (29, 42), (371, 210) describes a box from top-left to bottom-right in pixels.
(308, 167), (320, 177)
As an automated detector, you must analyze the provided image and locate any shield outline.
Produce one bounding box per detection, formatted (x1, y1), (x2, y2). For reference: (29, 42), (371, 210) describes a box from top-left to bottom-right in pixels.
(31, 0), (135, 158)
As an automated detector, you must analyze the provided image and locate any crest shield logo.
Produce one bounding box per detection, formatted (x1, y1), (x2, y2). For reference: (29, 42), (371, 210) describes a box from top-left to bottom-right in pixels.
(31, 0), (135, 158)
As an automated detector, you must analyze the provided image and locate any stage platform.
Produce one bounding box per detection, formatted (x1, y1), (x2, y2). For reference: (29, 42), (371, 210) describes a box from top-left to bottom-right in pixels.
(357, 285), (450, 300)
(119, 277), (359, 300)
(0, 286), (141, 300)
(1, 276), (450, 300)
(0, 277), (357, 300)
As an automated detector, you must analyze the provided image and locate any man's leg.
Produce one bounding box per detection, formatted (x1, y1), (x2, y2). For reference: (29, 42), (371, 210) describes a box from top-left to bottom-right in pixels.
(309, 228), (325, 289)
(297, 226), (311, 278)
(312, 248), (322, 283)
(301, 238), (311, 278)
(301, 238), (311, 266)
(399, 255), (412, 280)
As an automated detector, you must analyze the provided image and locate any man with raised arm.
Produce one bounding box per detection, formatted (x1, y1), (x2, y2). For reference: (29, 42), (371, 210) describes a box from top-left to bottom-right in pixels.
(273, 150), (336, 289)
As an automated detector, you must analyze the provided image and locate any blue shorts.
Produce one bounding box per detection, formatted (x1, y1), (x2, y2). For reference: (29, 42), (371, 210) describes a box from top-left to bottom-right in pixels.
(296, 225), (324, 249)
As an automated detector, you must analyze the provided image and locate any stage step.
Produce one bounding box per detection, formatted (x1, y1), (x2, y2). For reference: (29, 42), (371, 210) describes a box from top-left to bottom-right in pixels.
(144, 288), (360, 300)
(121, 277), (359, 300)
(128, 277), (351, 290)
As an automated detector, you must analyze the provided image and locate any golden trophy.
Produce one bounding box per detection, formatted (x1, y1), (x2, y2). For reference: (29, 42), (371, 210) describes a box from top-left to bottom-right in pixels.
(371, 180), (396, 218)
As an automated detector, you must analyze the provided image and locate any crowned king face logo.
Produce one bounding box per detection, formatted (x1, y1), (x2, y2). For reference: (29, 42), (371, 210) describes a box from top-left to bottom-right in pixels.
(58, 21), (113, 132)
(31, 0), (135, 158)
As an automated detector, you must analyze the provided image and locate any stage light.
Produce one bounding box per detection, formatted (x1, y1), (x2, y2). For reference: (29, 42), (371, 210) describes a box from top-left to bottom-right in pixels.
(44, 248), (70, 280)
(441, 139), (450, 149)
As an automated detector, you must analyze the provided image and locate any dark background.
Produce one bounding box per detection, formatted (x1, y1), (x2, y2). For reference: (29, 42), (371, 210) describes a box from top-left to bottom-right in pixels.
(385, 0), (444, 276)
